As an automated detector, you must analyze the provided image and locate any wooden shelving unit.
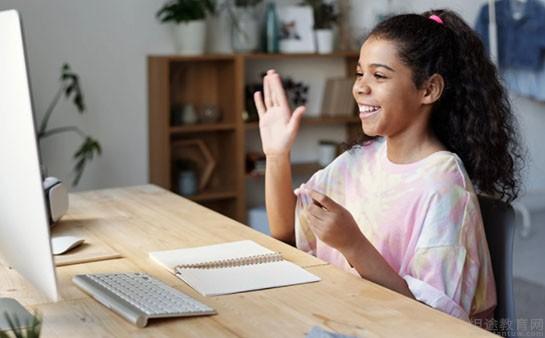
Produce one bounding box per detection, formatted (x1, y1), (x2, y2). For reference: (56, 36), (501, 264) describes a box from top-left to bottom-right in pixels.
(148, 52), (360, 222)
(170, 123), (237, 134)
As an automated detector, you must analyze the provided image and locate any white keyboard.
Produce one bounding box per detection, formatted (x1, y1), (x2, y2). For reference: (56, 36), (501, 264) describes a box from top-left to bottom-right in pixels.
(73, 272), (216, 327)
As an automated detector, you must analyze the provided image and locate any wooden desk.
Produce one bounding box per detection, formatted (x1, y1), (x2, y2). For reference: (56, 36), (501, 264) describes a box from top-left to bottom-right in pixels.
(0, 185), (495, 337)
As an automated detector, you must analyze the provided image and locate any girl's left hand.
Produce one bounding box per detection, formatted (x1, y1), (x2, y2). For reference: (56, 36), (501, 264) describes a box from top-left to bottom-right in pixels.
(305, 190), (365, 254)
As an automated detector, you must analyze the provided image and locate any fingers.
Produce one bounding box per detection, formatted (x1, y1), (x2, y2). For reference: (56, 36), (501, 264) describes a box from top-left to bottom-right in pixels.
(254, 91), (266, 119)
(263, 71), (273, 110)
(268, 72), (290, 108)
(288, 105), (306, 132)
(308, 203), (327, 220)
(262, 69), (290, 111)
(309, 190), (336, 211)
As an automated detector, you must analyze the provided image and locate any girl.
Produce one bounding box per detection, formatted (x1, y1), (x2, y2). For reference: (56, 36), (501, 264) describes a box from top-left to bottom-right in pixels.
(253, 10), (522, 323)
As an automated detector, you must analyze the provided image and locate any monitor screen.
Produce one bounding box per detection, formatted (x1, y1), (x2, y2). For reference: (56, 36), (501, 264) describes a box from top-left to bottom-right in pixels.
(0, 9), (59, 301)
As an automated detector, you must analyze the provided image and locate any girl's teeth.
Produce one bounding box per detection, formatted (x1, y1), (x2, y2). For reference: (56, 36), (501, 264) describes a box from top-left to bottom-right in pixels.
(360, 105), (380, 113)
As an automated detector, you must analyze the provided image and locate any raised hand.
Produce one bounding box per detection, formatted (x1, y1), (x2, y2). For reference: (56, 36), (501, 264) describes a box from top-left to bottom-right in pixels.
(253, 69), (305, 157)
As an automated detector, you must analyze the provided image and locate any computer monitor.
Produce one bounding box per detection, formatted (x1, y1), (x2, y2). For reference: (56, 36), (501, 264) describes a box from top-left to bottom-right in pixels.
(0, 9), (59, 302)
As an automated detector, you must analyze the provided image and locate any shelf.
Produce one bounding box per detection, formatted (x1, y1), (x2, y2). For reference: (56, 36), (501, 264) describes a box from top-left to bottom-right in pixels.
(244, 116), (359, 130)
(170, 123), (237, 134)
(185, 190), (238, 202)
(149, 54), (235, 62)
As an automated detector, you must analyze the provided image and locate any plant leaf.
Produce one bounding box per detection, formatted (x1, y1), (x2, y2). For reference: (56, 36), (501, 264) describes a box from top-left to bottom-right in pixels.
(1, 311), (41, 338)
(61, 63), (86, 113)
(72, 137), (102, 186)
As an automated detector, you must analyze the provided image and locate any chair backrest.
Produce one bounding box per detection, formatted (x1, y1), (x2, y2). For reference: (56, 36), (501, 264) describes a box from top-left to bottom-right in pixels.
(478, 195), (516, 336)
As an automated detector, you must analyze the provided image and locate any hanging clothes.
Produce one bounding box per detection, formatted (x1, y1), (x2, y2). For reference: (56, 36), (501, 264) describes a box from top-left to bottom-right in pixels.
(475, 0), (545, 101)
(475, 0), (545, 70)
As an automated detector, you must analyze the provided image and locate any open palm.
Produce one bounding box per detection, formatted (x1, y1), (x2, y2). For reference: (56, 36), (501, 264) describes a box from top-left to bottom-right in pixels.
(253, 70), (305, 157)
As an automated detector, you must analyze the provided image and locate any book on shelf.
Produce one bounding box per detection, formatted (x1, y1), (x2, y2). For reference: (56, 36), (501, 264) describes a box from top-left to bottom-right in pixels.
(320, 77), (356, 117)
(149, 240), (320, 296)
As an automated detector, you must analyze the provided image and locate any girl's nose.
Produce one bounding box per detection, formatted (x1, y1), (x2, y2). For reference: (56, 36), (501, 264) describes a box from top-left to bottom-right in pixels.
(355, 83), (371, 95)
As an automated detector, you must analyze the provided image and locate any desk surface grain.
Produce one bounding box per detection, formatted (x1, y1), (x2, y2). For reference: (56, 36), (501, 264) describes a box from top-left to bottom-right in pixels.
(0, 185), (496, 337)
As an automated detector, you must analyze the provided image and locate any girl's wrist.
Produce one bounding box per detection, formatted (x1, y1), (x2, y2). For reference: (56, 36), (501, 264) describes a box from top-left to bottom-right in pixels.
(340, 232), (369, 265)
(265, 153), (290, 162)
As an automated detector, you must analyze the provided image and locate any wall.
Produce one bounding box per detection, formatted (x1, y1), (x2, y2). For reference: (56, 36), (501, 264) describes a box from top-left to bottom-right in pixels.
(0, 0), (174, 191)
(1, 0), (543, 196)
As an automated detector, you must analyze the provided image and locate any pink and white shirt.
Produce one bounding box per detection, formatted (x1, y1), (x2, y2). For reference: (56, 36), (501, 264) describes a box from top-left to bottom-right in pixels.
(295, 138), (497, 321)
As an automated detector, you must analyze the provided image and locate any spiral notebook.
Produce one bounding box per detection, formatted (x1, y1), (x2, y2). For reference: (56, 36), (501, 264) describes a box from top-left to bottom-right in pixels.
(149, 240), (320, 296)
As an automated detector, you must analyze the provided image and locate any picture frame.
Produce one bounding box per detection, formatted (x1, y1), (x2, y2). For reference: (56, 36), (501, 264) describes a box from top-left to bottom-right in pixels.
(277, 6), (316, 53)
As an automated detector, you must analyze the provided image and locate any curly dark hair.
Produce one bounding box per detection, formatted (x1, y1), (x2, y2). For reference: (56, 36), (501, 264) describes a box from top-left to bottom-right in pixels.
(348, 9), (524, 202)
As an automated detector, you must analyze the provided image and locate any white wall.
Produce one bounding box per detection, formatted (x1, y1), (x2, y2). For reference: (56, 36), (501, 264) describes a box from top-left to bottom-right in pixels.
(1, 0), (543, 195)
(0, 0), (174, 191)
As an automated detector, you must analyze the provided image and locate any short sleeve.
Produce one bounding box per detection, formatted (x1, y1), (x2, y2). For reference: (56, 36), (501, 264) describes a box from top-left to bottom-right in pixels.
(403, 246), (479, 321)
(402, 187), (489, 321)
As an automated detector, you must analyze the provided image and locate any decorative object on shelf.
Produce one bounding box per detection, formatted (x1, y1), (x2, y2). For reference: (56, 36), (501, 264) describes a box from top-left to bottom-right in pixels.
(318, 140), (339, 167)
(199, 104), (222, 123)
(284, 77), (309, 107)
(181, 104), (199, 124)
(304, 0), (339, 54)
(175, 159), (199, 196)
(277, 5), (315, 53)
(156, 0), (216, 55)
(263, 2), (280, 53)
(244, 74), (308, 122)
(230, 0), (262, 52)
(37, 63), (102, 187)
(207, 0), (233, 53)
(315, 29), (334, 54)
(172, 139), (216, 191)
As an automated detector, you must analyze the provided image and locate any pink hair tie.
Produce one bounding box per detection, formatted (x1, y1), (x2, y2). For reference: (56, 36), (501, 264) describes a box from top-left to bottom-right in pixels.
(429, 15), (444, 24)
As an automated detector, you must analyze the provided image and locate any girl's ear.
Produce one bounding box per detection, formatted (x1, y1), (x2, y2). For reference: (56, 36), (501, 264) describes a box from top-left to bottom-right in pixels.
(421, 73), (444, 105)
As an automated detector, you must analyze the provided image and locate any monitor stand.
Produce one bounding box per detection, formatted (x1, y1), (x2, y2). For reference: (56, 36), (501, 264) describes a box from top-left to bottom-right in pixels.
(0, 298), (34, 332)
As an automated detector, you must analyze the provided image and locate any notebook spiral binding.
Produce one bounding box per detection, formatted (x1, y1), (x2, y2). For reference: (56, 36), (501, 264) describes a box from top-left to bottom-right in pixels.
(175, 252), (283, 270)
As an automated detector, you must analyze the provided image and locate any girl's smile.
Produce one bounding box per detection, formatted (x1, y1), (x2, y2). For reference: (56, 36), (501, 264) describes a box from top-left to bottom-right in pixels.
(358, 104), (381, 119)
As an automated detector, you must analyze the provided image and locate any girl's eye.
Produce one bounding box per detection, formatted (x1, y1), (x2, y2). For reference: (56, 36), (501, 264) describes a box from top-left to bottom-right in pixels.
(374, 73), (386, 79)
(355, 72), (363, 77)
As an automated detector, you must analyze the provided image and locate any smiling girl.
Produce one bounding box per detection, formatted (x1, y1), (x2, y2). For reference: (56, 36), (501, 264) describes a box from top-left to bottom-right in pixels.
(253, 10), (522, 323)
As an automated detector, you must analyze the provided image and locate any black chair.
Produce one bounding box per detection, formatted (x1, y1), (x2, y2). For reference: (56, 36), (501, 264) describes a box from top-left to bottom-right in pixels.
(478, 195), (517, 337)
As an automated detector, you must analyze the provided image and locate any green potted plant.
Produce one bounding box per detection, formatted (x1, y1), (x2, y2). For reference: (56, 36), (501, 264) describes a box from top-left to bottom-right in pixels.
(38, 63), (101, 187)
(303, 0), (338, 53)
(0, 312), (41, 338)
(156, 0), (216, 55)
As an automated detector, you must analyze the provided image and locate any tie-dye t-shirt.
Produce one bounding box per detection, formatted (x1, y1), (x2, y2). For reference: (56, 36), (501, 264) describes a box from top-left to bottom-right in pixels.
(295, 138), (496, 321)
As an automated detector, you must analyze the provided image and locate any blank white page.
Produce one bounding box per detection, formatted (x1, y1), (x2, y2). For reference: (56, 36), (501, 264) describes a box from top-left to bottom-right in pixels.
(176, 260), (320, 296)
